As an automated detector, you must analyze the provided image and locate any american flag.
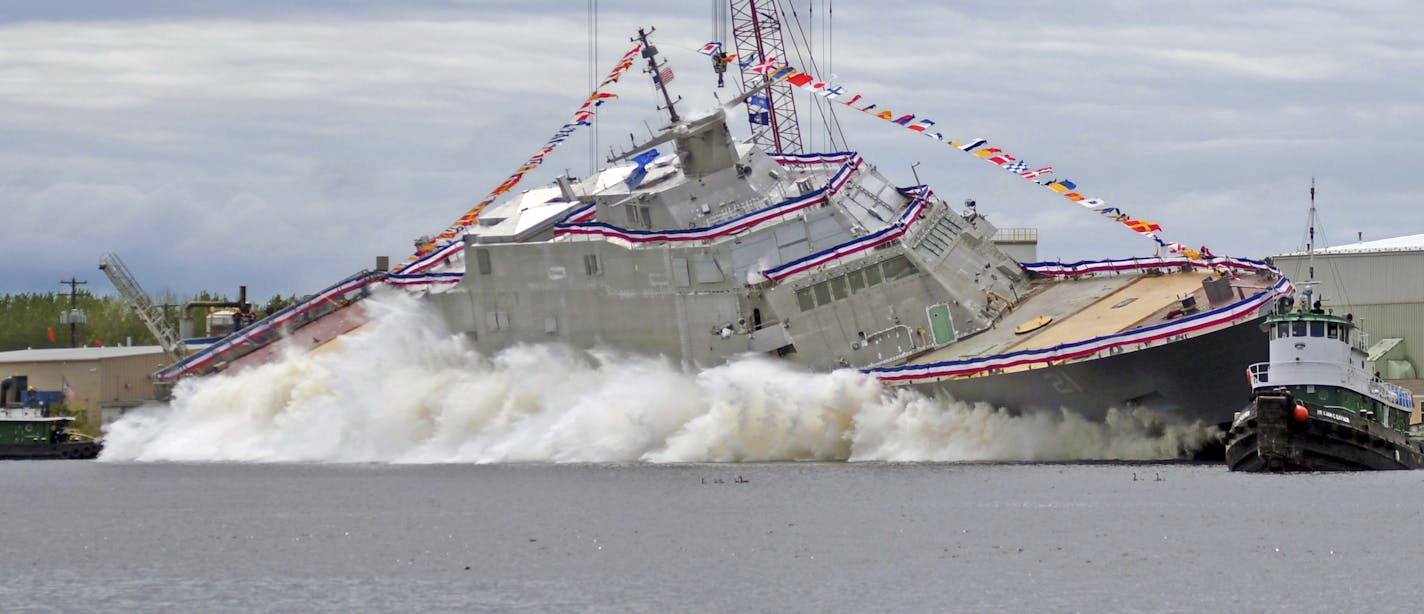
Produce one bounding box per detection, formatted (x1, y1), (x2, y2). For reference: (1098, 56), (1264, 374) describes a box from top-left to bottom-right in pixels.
(657, 65), (674, 84)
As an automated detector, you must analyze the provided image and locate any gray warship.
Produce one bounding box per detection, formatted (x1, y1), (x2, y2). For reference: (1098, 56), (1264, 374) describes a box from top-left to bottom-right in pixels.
(403, 34), (1288, 425)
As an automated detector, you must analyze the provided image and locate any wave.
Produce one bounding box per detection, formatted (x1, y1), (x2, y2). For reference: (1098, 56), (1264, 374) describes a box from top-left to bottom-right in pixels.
(101, 292), (1217, 463)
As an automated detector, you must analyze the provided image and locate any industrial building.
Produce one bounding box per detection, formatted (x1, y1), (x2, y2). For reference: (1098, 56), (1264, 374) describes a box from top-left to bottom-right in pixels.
(0, 346), (167, 435)
(1270, 234), (1424, 424)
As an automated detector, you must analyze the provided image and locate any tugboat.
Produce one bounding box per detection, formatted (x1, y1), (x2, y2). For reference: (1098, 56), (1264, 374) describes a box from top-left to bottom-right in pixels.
(0, 376), (101, 460)
(1224, 184), (1424, 471)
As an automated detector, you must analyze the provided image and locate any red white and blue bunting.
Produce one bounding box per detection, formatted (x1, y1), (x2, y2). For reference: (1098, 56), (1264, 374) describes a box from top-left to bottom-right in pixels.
(863, 260), (1292, 384)
(155, 270), (387, 383)
(1020, 255), (1276, 277)
(553, 153), (863, 245)
(761, 185), (932, 282)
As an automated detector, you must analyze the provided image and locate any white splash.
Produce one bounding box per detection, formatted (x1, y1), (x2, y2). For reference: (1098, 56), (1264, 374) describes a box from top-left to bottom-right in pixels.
(102, 292), (1217, 463)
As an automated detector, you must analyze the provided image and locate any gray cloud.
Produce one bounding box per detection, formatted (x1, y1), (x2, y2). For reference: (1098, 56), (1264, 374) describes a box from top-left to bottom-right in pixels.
(2, 1), (1421, 297)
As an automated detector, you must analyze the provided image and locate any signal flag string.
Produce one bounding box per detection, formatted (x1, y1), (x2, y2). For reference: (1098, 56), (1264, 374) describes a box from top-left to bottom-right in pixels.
(395, 42), (645, 272)
(725, 47), (1210, 260)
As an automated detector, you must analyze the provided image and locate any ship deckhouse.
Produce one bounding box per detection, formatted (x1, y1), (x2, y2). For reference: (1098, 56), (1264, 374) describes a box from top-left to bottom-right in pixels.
(1251, 309), (1413, 429)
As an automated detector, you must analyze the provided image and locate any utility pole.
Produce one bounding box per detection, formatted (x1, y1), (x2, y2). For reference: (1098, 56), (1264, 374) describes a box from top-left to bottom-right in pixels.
(59, 276), (87, 348)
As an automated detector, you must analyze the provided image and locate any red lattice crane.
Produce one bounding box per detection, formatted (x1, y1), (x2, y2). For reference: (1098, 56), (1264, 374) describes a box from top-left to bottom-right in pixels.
(729, 0), (803, 154)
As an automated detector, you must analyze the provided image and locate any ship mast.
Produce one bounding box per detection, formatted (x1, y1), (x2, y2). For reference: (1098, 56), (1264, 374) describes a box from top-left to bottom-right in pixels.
(730, 0), (803, 153)
(1307, 177), (1317, 283)
(1299, 177), (1319, 312)
(635, 27), (681, 124)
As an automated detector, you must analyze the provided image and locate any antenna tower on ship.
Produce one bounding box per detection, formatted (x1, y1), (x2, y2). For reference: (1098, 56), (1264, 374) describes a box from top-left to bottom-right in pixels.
(730, 0), (803, 153)
(1296, 177), (1322, 312)
(635, 27), (681, 124)
(1307, 177), (1317, 282)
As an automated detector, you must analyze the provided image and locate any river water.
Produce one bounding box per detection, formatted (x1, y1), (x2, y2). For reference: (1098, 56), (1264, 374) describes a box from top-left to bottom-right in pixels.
(9, 294), (1420, 611)
(4, 461), (1423, 613)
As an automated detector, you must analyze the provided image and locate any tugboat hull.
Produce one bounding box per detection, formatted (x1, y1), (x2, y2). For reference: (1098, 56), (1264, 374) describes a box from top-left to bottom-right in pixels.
(1225, 391), (1424, 471)
(0, 441), (102, 460)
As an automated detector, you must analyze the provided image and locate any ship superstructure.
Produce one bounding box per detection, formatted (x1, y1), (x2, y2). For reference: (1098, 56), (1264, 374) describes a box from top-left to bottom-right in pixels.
(153, 28), (1291, 427)
(428, 104), (1027, 374)
(415, 37), (1289, 423)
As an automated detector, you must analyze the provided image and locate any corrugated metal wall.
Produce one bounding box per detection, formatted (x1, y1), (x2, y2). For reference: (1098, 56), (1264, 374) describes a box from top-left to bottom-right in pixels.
(1273, 251), (1424, 304)
(1273, 250), (1424, 376)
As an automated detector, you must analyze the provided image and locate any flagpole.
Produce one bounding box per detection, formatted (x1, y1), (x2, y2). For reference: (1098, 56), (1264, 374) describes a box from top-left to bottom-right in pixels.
(635, 28), (680, 123)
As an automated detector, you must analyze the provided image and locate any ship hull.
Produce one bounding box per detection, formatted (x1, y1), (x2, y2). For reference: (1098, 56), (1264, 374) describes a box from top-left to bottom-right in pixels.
(1225, 391), (1424, 471)
(0, 441), (102, 460)
(907, 314), (1268, 424)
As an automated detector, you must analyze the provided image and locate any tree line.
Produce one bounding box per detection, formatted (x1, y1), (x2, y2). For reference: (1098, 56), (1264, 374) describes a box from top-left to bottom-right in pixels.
(0, 291), (303, 352)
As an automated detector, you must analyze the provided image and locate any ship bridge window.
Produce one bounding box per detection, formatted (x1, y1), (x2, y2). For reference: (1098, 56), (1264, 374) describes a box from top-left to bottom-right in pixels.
(1292, 321), (1307, 337)
(881, 255), (919, 282)
(625, 205), (652, 228)
(1327, 322), (1339, 340)
(847, 270), (866, 294)
(864, 264), (883, 287)
(1276, 324), (1289, 339)
(1310, 321), (1325, 337)
(797, 259), (897, 312)
(796, 287), (816, 311)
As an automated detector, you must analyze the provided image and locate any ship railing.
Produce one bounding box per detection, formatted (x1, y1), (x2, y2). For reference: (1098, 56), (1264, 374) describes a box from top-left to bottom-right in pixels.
(1247, 362), (1269, 386)
(153, 268), (386, 383)
(1372, 379), (1415, 410)
(1249, 361), (1414, 409)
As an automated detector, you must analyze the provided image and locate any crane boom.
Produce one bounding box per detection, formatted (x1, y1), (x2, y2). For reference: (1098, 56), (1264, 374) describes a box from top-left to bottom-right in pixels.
(730, 0), (803, 153)
(98, 252), (185, 363)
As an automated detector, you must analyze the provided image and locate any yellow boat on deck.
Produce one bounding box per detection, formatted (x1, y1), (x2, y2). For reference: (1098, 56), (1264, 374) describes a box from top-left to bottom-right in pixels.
(1014, 315), (1053, 335)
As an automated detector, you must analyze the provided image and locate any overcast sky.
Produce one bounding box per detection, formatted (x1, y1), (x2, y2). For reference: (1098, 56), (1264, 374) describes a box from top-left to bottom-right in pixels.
(3, 1), (1421, 299)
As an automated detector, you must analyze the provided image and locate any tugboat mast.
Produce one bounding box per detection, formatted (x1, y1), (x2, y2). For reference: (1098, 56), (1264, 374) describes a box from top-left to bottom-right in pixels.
(1296, 177), (1321, 311)
(635, 27), (680, 124)
(1308, 177), (1317, 283)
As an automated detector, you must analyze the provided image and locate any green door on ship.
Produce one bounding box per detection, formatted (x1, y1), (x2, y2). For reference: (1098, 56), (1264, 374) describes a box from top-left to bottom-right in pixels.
(928, 304), (954, 345)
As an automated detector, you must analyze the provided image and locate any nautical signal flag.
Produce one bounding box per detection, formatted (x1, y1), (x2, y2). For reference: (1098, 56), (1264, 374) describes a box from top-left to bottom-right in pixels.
(397, 41), (644, 270)
(750, 56), (779, 74)
(699, 41), (722, 55)
(745, 53), (1205, 256)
